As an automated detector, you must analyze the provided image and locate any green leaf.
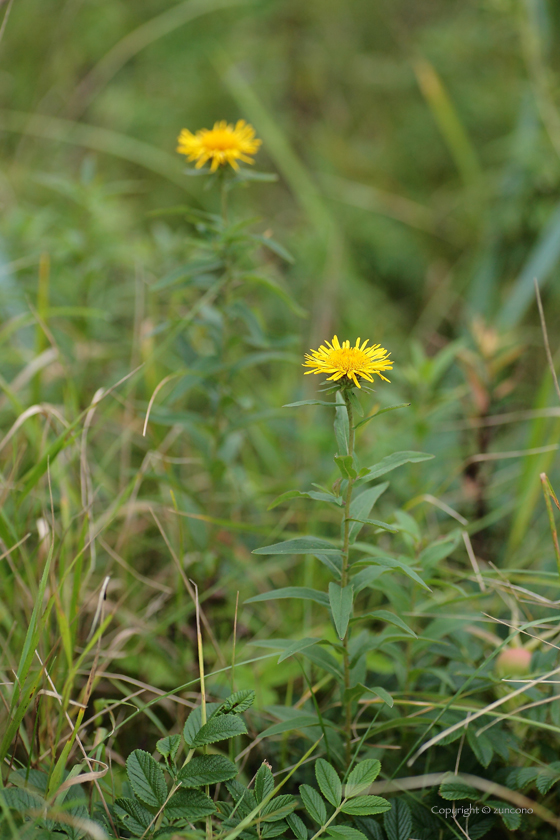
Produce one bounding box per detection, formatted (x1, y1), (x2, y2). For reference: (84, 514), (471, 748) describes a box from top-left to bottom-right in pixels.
(258, 716), (322, 738)
(346, 760), (382, 795)
(341, 796), (391, 816)
(255, 762), (275, 803)
(250, 233), (295, 263)
(156, 734), (181, 762)
(359, 451), (434, 483)
(299, 784), (327, 824)
(335, 454), (358, 479)
(183, 703), (221, 748)
(252, 537), (341, 555)
(327, 828), (368, 840)
(115, 797), (154, 836)
(353, 610), (417, 638)
(467, 728), (493, 768)
(343, 684), (393, 708)
(284, 400), (337, 407)
(329, 583), (354, 640)
(315, 759), (342, 807)
(536, 763), (560, 794)
(260, 795), (298, 821)
(418, 532), (460, 568)
(126, 749), (167, 808)
(164, 788), (216, 820)
(352, 566), (391, 594)
(383, 799), (411, 840)
(354, 404), (410, 429)
(245, 587), (330, 607)
(353, 556), (431, 591)
(486, 800), (520, 831)
(177, 755), (238, 787)
(348, 484), (389, 543)
(335, 392), (350, 455)
(346, 518), (399, 535)
(287, 812), (308, 840)
(439, 776), (478, 800)
(220, 689), (256, 714)
(353, 818), (384, 840)
(243, 274), (307, 317)
(277, 637), (321, 662)
(193, 715), (247, 747)
(268, 489), (342, 510)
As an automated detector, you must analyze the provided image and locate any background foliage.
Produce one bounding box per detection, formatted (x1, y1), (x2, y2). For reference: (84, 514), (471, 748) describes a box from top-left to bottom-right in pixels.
(2, 0), (560, 838)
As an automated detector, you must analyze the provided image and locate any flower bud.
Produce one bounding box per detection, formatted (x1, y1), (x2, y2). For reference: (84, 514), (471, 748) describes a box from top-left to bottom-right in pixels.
(495, 647), (532, 678)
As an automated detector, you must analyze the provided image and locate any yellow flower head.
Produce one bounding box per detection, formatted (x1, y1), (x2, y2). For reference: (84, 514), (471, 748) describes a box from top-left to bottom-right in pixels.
(303, 336), (392, 389)
(177, 120), (261, 172)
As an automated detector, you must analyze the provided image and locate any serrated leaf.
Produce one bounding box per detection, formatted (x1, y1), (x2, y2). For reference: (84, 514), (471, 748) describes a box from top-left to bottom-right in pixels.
(126, 750), (167, 808)
(536, 764), (560, 794)
(262, 820), (290, 837)
(165, 788), (216, 820)
(287, 812), (308, 840)
(354, 610), (417, 638)
(383, 799), (411, 840)
(346, 760), (382, 796)
(327, 828), (368, 840)
(156, 734), (181, 762)
(183, 703), (221, 748)
(487, 800), (520, 831)
(348, 484), (389, 543)
(0, 787), (45, 811)
(341, 796), (391, 816)
(329, 583), (353, 640)
(335, 454), (358, 479)
(439, 778), (477, 800)
(353, 817), (385, 840)
(246, 587), (330, 607)
(220, 689), (255, 714)
(299, 784), (327, 824)
(255, 762), (275, 803)
(354, 404), (410, 429)
(359, 451), (434, 482)
(193, 714), (247, 746)
(115, 797), (154, 836)
(467, 728), (493, 768)
(260, 794), (298, 821)
(315, 759), (342, 807)
(252, 538), (341, 556)
(177, 755), (238, 787)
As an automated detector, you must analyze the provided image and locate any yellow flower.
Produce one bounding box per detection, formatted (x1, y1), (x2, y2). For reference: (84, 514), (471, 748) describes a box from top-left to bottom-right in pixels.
(303, 336), (392, 389)
(177, 120), (261, 172)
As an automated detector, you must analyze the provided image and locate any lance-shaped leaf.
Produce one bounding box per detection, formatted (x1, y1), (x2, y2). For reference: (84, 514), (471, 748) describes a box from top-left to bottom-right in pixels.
(284, 400), (337, 407)
(335, 454), (358, 479)
(352, 610), (417, 638)
(252, 537), (341, 556)
(358, 451), (434, 482)
(352, 556), (431, 591)
(268, 489), (343, 510)
(347, 483), (389, 543)
(245, 587), (329, 607)
(353, 403), (410, 430)
(335, 392), (350, 455)
(329, 583), (353, 640)
(343, 684), (393, 708)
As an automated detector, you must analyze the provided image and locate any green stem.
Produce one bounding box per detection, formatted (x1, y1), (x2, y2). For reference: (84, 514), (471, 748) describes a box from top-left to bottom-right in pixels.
(341, 390), (355, 766)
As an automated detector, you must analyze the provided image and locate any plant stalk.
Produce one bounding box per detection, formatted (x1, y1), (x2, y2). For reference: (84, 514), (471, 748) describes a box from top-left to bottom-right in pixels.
(341, 389), (355, 766)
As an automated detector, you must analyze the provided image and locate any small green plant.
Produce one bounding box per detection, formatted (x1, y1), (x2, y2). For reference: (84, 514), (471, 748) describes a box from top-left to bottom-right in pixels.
(248, 335), (433, 765)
